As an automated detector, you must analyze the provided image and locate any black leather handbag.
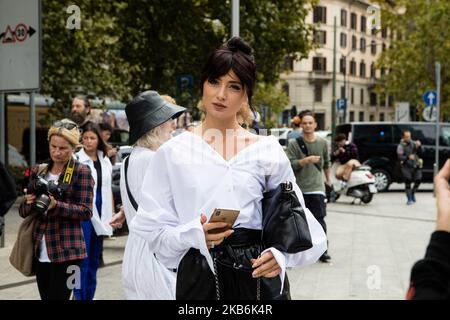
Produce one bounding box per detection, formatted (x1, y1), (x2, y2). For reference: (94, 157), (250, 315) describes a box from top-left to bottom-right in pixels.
(261, 181), (313, 253)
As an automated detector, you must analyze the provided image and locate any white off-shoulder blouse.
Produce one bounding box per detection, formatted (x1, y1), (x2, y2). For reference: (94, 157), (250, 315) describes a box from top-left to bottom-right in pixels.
(130, 131), (327, 293)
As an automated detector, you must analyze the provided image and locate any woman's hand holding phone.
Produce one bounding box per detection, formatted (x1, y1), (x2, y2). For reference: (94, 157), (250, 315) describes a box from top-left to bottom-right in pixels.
(200, 214), (234, 249)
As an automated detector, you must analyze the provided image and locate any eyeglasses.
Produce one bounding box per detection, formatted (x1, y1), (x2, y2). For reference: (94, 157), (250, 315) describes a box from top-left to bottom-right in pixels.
(53, 120), (78, 130)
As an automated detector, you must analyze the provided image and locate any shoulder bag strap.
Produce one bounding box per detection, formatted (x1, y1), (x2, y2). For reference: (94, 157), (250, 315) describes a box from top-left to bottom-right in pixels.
(296, 137), (322, 172)
(124, 156), (138, 211)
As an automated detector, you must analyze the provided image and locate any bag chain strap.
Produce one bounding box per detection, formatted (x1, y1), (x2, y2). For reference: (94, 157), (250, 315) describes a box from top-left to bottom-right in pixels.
(213, 252), (221, 300)
(256, 277), (261, 300)
(212, 248), (262, 300)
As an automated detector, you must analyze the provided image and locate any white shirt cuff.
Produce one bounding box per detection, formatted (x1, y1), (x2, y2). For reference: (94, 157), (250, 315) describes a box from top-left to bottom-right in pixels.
(261, 247), (286, 294)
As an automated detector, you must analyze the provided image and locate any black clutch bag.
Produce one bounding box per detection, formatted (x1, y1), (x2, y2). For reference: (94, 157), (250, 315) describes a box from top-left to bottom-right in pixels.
(261, 181), (313, 253)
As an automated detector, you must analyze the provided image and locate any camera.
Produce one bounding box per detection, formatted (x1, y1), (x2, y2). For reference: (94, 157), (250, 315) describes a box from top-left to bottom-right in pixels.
(28, 176), (63, 215)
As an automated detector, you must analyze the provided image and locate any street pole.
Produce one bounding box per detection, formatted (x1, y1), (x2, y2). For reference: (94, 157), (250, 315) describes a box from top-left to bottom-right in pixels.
(0, 93), (4, 248)
(231, 0), (239, 37)
(434, 62), (441, 182)
(0, 93), (5, 164)
(343, 56), (347, 124)
(30, 92), (36, 166)
(331, 17), (337, 138)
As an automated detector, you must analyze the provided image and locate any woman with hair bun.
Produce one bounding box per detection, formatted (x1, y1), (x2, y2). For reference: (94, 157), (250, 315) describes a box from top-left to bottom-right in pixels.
(130, 37), (327, 300)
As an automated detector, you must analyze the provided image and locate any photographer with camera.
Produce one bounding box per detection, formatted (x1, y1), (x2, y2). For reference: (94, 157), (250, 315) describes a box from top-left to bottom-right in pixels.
(397, 130), (423, 205)
(19, 119), (94, 300)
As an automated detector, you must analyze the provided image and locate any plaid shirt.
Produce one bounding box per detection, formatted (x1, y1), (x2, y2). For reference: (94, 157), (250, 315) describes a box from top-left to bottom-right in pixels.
(19, 159), (94, 262)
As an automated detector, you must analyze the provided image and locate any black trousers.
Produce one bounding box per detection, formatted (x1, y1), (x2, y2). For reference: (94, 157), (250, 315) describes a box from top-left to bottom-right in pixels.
(35, 259), (82, 300)
(401, 166), (422, 193)
(303, 194), (327, 234)
(176, 229), (291, 300)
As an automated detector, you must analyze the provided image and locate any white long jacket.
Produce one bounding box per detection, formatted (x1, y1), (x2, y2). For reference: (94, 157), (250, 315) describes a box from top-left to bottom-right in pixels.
(130, 132), (327, 294)
(77, 148), (113, 236)
(119, 146), (176, 300)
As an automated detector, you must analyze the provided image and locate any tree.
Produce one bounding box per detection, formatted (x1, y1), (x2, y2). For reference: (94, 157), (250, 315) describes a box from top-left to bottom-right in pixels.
(253, 82), (289, 129)
(41, 0), (130, 123)
(117, 0), (316, 110)
(41, 0), (316, 121)
(375, 0), (450, 120)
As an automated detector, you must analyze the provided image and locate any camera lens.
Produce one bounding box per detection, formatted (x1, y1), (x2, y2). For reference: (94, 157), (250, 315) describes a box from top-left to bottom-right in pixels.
(33, 194), (50, 215)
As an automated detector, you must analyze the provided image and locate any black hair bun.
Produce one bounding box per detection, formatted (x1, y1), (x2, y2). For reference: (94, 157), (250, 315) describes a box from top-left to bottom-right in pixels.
(226, 36), (252, 55)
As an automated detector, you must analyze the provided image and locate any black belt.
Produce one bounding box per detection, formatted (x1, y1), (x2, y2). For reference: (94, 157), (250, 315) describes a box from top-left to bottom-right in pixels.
(215, 228), (261, 248)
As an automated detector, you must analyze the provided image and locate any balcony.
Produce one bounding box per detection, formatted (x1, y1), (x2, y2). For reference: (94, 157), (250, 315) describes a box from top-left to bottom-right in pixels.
(308, 70), (332, 84)
(367, 77), (378, 89)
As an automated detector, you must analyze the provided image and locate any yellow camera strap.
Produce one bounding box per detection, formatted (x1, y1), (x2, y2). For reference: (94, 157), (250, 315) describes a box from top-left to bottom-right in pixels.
(63, 157), (75, 185)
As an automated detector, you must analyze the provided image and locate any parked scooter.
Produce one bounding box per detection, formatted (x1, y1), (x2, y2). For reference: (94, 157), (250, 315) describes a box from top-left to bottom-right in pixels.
(329, 162), (377, 204)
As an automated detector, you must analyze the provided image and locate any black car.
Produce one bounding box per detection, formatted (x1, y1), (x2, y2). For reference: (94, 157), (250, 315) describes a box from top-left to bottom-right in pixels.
(336, 122), (450, 192)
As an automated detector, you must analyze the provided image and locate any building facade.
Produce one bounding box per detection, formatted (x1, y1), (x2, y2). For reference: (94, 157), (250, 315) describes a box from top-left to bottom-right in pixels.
(280, 0), (394, 130)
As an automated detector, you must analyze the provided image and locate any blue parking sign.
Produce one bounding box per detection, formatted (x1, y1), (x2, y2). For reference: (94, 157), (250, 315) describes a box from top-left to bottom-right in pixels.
(336, 98), (346, 110)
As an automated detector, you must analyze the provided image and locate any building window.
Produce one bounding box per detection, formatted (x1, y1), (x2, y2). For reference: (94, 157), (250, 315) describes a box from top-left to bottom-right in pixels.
(350, 59), (356, 76)
(381, 27), (388, 38)
(379, 112), (385, 121)
(361, 16), (367, 33)
(283, 56), (294, 72)
(314, 84), (323, 102)
(359, 111), (364, 121)
(314, 30), (327, 45)
(380, 67), (386, 77)
(370, 92), (377, 106)
(282, 83), (289, 98)
(313, 6), (327, 24)
(339, 57), (346, 74)
(360, 88), (364, 105)
(382, 43), (386, 52)
(389, 95), (394, 107)
(371, 41), (377, 55)
(351, 87), (354, 104)
(351, 13), (357, 30)
(340, 86), (345, 99)
(360, 61), (366, 78)
(370, 62), (376, 78)
(341, 9), (347, 27)
(380, 93), (386, 107)
(312, 57), (327, 73)
(352, 35), (357, 50)
(340, 32), (347, 48)
(349, 111), (355, 122)
(371, 28), (377, 36)
(360, 38), (366, 52)
(369, 114), (374, 122)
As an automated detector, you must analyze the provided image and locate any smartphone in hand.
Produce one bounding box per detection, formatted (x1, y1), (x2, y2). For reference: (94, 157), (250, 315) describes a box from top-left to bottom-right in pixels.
(207, 208), (240, 234)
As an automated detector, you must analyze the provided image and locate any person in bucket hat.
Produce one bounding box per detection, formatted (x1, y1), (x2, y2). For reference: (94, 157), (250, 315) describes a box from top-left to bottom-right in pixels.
(109, 91), (185, 299)
(126, 91), (186, 145)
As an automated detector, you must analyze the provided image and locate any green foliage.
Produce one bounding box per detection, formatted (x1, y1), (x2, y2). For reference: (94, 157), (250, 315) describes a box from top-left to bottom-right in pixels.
(253, 82), (289, 129)
(41, 0), (315, 120)
(41, 1), (131, 123)
(375, 0), (450, 120)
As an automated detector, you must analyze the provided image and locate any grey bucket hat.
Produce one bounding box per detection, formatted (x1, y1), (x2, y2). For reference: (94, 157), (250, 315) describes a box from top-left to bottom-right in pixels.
(126, 90), (186, 145)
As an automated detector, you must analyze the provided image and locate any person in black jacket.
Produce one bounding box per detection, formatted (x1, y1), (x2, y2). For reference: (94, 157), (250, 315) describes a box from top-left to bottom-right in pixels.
(0, 160), (17, 237)
(397, 130), (423, 205)
(407, 159), (450, 300)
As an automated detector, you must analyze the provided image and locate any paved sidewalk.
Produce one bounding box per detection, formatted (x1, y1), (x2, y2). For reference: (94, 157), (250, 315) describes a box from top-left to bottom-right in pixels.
(0, 187), (436, 300)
